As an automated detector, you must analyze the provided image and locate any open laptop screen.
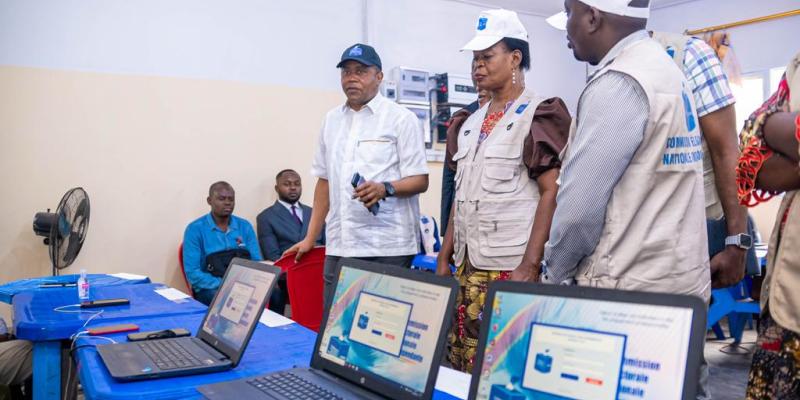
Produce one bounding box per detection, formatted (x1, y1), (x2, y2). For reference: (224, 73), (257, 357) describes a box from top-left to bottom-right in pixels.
(200, 261), (276, 352)
(474, 289), (696, 400)
(317, 264), (452, 397)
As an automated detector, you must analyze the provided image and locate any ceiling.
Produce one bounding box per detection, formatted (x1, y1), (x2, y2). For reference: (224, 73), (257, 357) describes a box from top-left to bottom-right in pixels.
(453, 0), (698, 17)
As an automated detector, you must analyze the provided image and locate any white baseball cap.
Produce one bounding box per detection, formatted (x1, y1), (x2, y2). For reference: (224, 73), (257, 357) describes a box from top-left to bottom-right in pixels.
(461, 9), (529, 51)
(546, 0), (650, 30)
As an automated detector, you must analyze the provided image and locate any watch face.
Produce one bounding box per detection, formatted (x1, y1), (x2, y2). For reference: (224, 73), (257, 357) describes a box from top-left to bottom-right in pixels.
(740, 234), (752, 248)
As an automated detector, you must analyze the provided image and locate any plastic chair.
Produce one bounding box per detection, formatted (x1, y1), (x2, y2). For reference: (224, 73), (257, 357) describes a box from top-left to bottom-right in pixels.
(419, 215), (441, 255)
(413, 215), (455, 274)
(706, 279), (760, 343)
(275, 247), (326, 332)
(178, 243), (195, 298)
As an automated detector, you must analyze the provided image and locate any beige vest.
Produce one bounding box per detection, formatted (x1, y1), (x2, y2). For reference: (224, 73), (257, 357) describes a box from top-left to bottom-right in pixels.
(761, 51), (800, 333)
(566, 37), (711, 299)
(652, 31), (723, 219)
(451, 88), (544, 270)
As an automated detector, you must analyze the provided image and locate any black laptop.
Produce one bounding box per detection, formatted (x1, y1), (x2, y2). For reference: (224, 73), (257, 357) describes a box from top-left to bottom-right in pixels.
(198, 258), (459, 400)
(97, 258), (280, 381)
(468, 282), (708, 400)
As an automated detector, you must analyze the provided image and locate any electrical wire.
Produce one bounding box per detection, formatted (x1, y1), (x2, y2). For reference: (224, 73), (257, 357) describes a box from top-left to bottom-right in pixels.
(64, 333), (116, 400)
(53, 304), (104, 329)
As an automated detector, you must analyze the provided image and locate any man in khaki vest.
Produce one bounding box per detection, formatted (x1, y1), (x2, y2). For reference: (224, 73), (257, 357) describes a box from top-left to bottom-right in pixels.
(650, 32), (755, 287)
(546, 0), (711, 397)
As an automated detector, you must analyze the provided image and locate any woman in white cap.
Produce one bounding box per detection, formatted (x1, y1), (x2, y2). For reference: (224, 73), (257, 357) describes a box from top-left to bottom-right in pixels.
(436, 8), (571, 372)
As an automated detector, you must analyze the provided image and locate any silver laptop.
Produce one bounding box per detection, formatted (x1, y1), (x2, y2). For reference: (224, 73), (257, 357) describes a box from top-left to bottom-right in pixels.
(198, 257), (459, 400)
(97, 258), (279, 381)
(468, 281), (707, 400)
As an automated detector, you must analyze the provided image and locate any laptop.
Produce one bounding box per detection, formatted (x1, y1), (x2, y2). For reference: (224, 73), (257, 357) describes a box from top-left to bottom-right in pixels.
(198, 258), (459, 400)
(468, 282), (707, 400)
(97, 258), (280, 381)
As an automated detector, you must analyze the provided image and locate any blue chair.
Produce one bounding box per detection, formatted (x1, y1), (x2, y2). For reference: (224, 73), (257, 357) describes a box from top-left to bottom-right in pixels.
(707, 279), (760, 343)
(412, 216), (456, 273)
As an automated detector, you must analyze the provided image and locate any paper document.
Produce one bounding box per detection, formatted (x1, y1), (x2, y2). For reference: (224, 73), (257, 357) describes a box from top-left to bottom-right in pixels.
(109, 273), (148, 280)
(154, 287), (190, 301)
(259, 310), (295, 327)
(434, 366), (471, 399)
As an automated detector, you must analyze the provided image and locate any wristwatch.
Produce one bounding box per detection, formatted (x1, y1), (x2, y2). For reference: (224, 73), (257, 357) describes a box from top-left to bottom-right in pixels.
(383, 182), (396, 198)
(725, 233), (753, 250)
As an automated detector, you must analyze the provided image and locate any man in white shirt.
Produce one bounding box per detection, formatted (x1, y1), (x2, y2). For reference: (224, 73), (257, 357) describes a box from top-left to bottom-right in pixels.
(285, 43), (429, 303)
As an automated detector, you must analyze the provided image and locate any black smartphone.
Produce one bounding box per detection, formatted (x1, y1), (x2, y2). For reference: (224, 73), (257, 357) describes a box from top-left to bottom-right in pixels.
(80, 298), (130, 308)
(351, 172), (380, 216)
(127, 328), (191, 342)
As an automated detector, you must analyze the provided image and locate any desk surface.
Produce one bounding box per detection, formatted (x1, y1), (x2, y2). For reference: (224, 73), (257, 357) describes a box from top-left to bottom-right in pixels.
(76, 313), (464, 400)
(0, 273), (150, 304)
(14, 283), (206, 341)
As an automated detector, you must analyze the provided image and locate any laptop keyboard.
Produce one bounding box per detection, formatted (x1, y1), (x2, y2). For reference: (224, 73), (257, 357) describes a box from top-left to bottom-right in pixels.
(138, 339), (204, 370)
(247, 372), (344, 400)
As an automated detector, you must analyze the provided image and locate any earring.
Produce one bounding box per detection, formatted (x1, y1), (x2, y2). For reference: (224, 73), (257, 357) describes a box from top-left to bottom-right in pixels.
(512, 69), (517, 85)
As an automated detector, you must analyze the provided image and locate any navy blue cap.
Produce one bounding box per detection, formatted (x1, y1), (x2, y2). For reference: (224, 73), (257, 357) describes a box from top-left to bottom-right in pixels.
(336, 43), (382, 70)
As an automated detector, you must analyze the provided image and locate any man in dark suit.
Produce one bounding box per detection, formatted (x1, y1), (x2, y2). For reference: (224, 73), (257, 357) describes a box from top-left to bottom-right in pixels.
(257, 169), (324, 313)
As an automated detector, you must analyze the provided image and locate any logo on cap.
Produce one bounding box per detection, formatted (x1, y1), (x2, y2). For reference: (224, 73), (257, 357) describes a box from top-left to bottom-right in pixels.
(349, 46), (363, 57)
(477, 17), (488, 30)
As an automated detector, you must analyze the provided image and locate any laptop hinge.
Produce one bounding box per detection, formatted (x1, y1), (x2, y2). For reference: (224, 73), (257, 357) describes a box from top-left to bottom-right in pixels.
(197, 337), (230, 361)
(310, 369), (385, 400)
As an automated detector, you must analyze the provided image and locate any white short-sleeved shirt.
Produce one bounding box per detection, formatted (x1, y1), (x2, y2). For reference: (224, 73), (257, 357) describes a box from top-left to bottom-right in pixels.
(311, 93), (429, 257)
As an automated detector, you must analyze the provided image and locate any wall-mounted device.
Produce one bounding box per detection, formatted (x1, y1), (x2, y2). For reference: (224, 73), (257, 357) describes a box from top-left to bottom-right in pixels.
(402, 104), (432, 149)
(432, 73), (478, 142)
(391, 67), (431, 105)
(380, 80), (397, 101)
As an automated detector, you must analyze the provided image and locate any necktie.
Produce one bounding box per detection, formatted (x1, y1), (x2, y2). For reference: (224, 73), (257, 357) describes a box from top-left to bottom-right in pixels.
(291, 205), (302, 225)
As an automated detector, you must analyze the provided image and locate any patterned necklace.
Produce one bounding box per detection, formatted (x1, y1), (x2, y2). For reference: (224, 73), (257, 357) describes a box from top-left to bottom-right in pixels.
(478, 100), (514, 145)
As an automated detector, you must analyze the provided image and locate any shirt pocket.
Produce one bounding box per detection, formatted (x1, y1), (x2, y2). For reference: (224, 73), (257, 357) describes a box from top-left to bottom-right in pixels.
(356, 137), (396, 168)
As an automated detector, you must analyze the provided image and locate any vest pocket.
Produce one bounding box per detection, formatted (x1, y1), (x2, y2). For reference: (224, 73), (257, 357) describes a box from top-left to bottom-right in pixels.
(481, 164), (519, 193)
(477, 200), (533, 258)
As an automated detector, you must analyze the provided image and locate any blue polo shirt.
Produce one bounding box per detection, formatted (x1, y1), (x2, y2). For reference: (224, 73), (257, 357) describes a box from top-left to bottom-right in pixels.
(182, 213), (263, 291)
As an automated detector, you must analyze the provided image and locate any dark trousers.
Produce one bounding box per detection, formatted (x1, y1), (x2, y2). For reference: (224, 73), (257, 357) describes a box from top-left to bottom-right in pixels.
(322, 255), (415, 307)
(267, 274), (289, 315)
(194, 287), (216, 306)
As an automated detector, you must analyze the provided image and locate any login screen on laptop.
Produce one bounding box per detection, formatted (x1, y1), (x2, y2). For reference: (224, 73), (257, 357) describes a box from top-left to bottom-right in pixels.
(201, 263), (275, 350)
(474, 292), (694, 400)
(318, 265), (451, 396)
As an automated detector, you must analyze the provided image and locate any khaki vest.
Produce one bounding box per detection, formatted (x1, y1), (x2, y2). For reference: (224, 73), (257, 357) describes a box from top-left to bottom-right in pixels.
(761, 51), (800, 333)
(566, 37), (711, 299)
(652, 31), (723, 219)
(452, 88), (544, 270)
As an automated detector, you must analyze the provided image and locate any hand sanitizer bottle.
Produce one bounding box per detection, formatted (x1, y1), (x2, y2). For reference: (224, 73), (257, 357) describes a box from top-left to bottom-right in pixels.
(77, 269), (90, 301)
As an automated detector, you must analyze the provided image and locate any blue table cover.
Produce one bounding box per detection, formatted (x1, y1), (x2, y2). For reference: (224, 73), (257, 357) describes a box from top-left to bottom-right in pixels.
(0, 273), (151, 304)
(75, 313), (462, 400)
(14, 283), (206, 341)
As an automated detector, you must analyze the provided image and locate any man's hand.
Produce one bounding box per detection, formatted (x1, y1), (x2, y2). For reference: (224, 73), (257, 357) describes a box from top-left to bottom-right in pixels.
(510, 262), (540, 283)
(353, 181), (387, 210)
(282, 239), (315, 262)
(710, 246), (746, 288)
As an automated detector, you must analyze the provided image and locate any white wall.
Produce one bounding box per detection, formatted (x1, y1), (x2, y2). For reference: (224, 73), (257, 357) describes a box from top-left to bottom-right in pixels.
(0, 0), (361, 90)
(0, 0), (585, 106)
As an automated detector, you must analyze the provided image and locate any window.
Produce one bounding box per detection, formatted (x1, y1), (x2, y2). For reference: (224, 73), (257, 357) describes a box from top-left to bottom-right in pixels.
(731, 75), (765, 133)
(730, 66), (786, 133)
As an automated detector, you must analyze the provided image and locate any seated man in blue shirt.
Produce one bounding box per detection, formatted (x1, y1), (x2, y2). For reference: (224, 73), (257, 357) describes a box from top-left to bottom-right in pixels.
(183, 181), (262, 305)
